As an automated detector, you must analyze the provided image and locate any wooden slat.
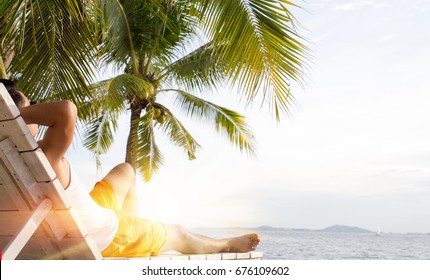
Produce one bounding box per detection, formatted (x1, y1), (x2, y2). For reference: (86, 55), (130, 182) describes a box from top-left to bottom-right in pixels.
(12, 206), (95, 248)
(0, 118), (38, 152)
(206, 253), (222, 260)
(57, 236), (102, 260)
(31, 222), (63, 259)
(3, 199), (52, 260)
(0, 218), (97, 260)
(236, 252), (251, 259)
(0, 211), (33, 235)
(0, 84), (20, 121)
(147, 255), (174, 260)
(0, 236), (51, 260)
(250, 251), (264, 259)
(0, 138), (45, 207)
(20, 148), (56, 182)
(0, 138), (70, 209)
(0, 184), (19, 210)
(36, 179), (70, 210)
(221, 252), (238, 260)
(0, 160), (31, 210)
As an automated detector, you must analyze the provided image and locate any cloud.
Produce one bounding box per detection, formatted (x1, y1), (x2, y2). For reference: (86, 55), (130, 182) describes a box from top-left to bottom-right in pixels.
(334, 0), (389, 11)
(377, 34), (397, 43)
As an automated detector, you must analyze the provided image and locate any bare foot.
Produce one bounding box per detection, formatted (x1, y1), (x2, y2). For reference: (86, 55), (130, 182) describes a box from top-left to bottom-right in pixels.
(226, 234), (260, 252)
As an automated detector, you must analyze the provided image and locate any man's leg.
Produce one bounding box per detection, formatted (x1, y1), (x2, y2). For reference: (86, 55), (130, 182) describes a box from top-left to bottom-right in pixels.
(162, 225), (260, 254)
(102, 163), (139, 216)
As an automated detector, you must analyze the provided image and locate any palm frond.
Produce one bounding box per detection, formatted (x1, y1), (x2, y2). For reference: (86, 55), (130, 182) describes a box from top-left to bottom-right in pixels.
(6, 0), (97, 104)
(153, 103), (200, 160)
(162, 89), (257, 156)
(159, 42), (227, 93)
(198, 0), (309, 120)
(134, 111), (164, 181)
(98, 0), (141, 73)
(82, 109), (119, 157)
(88, 74), (154, 113)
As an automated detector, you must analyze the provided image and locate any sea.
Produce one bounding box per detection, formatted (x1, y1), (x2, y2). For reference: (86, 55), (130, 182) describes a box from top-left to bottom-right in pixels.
(193, 228), (430, 260)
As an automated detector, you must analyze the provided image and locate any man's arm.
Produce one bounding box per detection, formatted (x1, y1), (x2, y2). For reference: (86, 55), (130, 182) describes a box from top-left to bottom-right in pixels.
(19, 100), (77, 187)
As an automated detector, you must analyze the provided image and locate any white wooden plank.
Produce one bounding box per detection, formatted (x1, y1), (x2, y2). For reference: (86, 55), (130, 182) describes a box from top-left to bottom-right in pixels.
(236, 252), (251, 259)
(169, 255), (191, 260)
(206, 253), (222, 260)
(32, 223), (64, 259)
(0, 139), (69, 209)
(0, 160), (31, 210)
(1, 224), (100, 260)
(0, 138), (45, 207)
(189, 254), (207, 260)
(0, 84), (20, 121)
(0, 211), (33, 235)
(1, 228), (64, 260)
(0, 185), (19, 210)
(1, 236), (51, 260)
(221, 252), (238, 260)
(20, 148), (56, 182)
(149, 255), (174, 260)
(2, 199), (52, 260)
(56, 236), (102, 260)
(36, 179), (70, 209)
(250, 251), (264, 259)
(0, 118), (38, 151)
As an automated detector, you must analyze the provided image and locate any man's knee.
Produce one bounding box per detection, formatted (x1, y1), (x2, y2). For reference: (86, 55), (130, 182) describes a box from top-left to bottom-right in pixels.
(168, 224), (189, 240)
(163, 224), (192, 253)
(115, 163), (136, 181)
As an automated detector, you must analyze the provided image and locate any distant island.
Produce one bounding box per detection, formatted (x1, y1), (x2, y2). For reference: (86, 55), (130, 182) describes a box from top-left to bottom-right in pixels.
(194, 225), (429, 236)
(318, 225), (372, 233)
(251, 224), (373, 233)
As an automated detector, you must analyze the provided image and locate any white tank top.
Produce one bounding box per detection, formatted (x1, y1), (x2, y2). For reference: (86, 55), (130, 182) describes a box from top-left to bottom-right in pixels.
(64, 166), (119, 251)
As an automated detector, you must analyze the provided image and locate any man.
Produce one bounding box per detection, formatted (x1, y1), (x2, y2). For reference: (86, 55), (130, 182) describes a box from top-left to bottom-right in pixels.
(1, 79), (260, 257)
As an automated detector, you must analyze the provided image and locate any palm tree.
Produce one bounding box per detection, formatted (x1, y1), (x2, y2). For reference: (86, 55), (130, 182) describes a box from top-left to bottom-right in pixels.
(84, 0), (257, 181)
(1, 0), (309, 181)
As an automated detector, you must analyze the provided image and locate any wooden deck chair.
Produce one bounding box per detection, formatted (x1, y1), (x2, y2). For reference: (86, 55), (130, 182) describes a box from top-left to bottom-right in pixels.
(0, 84), (101, 260)
(0, 83), (263, 261)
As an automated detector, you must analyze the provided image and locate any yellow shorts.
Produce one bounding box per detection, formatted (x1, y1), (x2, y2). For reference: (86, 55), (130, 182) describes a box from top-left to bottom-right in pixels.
(90, 180), (170, 257)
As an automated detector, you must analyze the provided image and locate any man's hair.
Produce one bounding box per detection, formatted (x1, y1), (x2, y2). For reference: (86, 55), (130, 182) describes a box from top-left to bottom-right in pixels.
(0, 79), (24, 108)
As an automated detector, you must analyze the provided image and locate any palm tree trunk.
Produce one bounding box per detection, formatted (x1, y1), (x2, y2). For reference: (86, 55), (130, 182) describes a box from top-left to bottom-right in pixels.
(0, 57), (7, 78)
(125, 103), (142, 169)
(0, 3), (16, 78)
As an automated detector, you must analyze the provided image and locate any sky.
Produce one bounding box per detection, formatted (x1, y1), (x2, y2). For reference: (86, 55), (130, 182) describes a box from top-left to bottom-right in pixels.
(67, 0), (430, 233)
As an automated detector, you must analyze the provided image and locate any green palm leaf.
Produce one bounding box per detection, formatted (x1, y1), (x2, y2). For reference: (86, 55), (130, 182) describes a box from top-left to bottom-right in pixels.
(82, 109), (119, 167)
(162, 89), (257, 156)
(197, 0), (309, 119)
(97, 0), (140, 73)
(153, 103), (200, 160)
(4, 0), (97, 104)
(88, 74), (154, 113)
(134, 111), (164, 181)
(82, 73), (155, 160)
(160, 42), (226, 93)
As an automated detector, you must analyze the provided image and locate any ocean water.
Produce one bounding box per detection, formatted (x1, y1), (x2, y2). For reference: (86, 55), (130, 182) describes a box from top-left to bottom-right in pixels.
(194, 228), (430, 260)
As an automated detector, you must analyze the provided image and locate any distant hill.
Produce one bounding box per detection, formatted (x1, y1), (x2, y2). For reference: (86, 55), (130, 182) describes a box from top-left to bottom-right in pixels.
(255, 225), (288, 231)
(197, 224), (374, 233)
(251, 225), (372, 233)
(318, 225), (372, 233)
